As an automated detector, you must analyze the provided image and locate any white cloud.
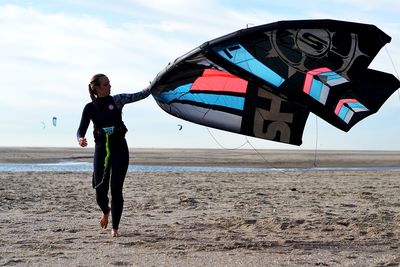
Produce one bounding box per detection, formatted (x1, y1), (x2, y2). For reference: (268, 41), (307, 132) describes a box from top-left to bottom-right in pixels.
(329, 0), (400, 11)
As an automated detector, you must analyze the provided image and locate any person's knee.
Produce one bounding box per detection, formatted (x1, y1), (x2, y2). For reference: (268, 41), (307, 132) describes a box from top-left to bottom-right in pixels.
(111, 189), (124, 202)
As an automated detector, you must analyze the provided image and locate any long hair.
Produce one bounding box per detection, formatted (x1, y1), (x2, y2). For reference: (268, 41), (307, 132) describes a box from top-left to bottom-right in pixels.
(88, 74), (107, 103)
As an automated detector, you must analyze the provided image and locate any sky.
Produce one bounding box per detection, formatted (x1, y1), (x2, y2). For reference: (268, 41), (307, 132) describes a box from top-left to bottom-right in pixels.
(1, 0), (399, 150)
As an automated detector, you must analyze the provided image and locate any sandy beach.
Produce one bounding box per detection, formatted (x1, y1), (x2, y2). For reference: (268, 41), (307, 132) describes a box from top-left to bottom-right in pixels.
(0, 148), (399, 266)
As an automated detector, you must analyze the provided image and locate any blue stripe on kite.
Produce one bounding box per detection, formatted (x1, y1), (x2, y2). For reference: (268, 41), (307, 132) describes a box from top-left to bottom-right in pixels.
(338, 106), (350, 120)
(155, 84), (192, 103)
(309, 80), (323, 101)
(348, 102), (366, 109)
(157, 83), (245, 111)
(213, 44), (285, 88)
(322, 71), (342, 81)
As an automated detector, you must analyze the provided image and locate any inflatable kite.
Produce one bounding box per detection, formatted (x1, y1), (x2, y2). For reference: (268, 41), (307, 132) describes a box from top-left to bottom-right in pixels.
(149, 19), (400, 145)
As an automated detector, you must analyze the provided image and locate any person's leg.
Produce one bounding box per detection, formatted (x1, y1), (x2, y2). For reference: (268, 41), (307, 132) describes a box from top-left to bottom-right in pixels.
(110, 138), (129, 234)
(93, 142), (111, 227)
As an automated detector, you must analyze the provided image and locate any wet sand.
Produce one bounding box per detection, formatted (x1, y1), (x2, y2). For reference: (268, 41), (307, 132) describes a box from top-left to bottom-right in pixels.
(0, 148), (399, 266)
(2, 147), (400, 168)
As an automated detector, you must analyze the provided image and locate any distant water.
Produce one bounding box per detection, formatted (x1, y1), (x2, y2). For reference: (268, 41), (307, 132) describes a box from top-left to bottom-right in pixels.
(1, 162), (400, 172)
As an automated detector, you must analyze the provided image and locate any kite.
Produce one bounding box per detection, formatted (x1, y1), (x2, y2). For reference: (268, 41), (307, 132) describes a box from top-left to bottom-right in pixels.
(149, 19), (400, 145)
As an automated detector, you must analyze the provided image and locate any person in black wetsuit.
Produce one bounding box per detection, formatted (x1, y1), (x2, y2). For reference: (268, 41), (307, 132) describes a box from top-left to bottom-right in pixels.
(77, 73), (150, 237)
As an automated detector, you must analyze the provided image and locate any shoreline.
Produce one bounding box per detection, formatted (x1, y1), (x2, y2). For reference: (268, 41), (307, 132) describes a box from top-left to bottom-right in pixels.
(1, 147), (400, 168)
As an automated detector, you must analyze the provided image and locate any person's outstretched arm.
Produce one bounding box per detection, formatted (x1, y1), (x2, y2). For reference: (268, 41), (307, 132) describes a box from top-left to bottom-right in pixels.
(113, 87), (151, 109)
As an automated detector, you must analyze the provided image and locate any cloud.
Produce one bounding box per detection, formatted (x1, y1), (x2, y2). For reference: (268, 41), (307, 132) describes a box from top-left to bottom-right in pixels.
(0, 5), (183, 105)
(0, 2), (399, 148)
(329, 0), (400, 11)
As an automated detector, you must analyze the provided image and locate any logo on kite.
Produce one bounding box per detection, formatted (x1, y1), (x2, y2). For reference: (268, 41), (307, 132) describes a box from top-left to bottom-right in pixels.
(270, 28), (366, 75)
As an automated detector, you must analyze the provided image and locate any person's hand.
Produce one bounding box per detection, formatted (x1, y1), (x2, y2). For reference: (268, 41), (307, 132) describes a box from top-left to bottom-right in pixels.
(78, 137), (88, 147)
(142, 86), (151, 98)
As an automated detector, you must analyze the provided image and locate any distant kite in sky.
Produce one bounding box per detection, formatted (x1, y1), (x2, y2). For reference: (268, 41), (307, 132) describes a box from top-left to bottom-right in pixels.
(149, 19), (400, 146)
(40, 116), (57, 130)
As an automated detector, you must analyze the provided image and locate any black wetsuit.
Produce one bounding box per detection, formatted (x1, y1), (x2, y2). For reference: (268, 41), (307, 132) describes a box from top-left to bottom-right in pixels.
(77, 90), (150, 230)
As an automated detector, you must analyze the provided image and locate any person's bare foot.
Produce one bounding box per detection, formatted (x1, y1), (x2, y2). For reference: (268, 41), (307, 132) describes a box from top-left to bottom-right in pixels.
(99, 212), (110, 229)
(111, 229), (119, 237)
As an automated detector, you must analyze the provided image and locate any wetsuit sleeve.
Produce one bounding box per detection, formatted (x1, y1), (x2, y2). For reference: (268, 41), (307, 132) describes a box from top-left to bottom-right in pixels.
(113, 87), (151, 109)
(77, 103), (92, 139)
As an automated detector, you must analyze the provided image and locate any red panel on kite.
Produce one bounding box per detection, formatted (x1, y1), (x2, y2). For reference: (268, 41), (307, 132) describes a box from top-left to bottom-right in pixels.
(191, 69), (248, 94)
